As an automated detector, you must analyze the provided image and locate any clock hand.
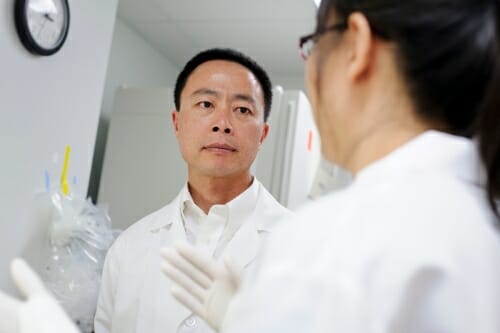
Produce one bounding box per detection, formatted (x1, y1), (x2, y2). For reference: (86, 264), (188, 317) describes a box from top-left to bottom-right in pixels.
(44, 13), (54, 22)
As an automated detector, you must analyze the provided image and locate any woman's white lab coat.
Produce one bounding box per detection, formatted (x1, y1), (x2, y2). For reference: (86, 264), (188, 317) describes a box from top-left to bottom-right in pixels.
(224, 131), (500, 333)
(94, 179), (291, 333)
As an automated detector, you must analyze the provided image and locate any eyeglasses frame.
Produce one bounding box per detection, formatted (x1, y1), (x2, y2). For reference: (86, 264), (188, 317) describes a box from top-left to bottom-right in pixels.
(299, 22), (348, 60)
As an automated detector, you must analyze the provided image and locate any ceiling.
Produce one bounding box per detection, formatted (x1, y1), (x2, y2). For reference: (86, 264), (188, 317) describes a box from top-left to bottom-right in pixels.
(116, 0), (317, 77)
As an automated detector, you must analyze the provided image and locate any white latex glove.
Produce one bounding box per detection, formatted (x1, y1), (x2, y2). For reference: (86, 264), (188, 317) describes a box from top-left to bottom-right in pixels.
(160, 244), (242, 331)
(0, 258), (79, 333)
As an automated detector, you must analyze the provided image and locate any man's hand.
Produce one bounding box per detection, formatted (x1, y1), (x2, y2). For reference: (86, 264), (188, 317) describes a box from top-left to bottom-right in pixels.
(161, 244), (242, 332)
(0, 258), (80, 333)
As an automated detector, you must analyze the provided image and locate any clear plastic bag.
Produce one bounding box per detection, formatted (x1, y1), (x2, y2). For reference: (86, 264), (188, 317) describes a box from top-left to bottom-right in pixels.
(42, 191), (118, 333)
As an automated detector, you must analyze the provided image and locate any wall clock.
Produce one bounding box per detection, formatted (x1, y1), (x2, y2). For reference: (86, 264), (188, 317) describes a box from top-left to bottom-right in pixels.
(15, 0), (70, 56)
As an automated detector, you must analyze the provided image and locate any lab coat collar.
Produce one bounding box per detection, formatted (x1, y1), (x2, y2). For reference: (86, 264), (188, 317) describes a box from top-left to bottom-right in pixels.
(147, 179), (275, 268)
(177, 177), (266, 268)
(178, 177), (259, 225)
(147, 192), (184, 232)
(354, 130), (483, 188)
(160, 178), (266, 232)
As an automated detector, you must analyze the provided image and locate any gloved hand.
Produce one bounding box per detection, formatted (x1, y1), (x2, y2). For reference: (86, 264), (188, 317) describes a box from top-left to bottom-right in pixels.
(0, 258), (80, 333)
(160, 244), (242, 332)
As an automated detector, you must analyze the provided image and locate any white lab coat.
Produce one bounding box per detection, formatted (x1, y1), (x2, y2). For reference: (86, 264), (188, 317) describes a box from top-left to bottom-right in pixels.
(94, 179), (291, 333)
(224, 131), (500, 333)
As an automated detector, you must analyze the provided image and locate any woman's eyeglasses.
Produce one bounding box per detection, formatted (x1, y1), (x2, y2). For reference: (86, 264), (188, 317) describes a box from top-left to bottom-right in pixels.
(299, 23), (347, 60)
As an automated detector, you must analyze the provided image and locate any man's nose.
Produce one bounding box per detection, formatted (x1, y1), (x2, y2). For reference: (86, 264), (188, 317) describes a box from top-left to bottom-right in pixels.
(212, 109), (233, 134)
(212, 126), (231, 134)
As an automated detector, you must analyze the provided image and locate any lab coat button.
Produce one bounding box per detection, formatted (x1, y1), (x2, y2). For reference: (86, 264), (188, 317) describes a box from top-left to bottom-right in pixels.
(184, 317), (197, 328)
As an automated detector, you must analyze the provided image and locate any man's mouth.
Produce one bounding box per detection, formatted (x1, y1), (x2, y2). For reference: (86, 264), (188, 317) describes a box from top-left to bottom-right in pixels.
(203, 143), (237, 152)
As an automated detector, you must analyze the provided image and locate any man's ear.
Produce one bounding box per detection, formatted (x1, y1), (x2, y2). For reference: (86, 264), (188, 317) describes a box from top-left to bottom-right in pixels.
(346, 12), (374, 81)
(260, 123), (270, 144)
(171, 110), (180, 137)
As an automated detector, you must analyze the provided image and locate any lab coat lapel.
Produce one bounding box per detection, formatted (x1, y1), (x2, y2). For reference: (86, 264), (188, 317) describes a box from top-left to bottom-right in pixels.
(136, 209), (192, 333)
(223, 214), (261, 269)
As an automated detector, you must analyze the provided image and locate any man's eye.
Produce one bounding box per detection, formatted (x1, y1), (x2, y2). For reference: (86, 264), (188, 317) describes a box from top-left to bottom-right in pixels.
(237, 107), (251, 114)
(198, 101), (213, 108)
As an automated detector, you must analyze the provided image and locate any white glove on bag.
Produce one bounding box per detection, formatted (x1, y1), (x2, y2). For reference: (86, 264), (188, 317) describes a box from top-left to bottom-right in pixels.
(0, 258), (79, 333)
(161, 244), (242, 331)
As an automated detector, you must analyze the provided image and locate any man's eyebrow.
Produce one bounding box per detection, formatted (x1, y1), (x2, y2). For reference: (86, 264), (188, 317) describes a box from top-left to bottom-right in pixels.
(233, 94), (257, 106)
(190, 89), (258, 106)
(191, 88), (219, 97)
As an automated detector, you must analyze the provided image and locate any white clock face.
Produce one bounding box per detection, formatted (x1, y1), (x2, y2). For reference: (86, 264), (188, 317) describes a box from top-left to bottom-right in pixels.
(26, 0), (68, 50)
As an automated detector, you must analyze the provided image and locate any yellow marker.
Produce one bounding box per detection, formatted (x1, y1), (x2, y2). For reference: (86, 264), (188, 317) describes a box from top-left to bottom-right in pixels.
(60, 145), (71, 196)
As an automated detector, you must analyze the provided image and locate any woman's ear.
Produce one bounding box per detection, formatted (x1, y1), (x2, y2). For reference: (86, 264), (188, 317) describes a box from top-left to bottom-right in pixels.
(346, 12), (374, 81)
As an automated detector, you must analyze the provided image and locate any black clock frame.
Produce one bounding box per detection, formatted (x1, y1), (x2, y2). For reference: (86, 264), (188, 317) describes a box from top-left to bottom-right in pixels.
(14, 0), (70, 56)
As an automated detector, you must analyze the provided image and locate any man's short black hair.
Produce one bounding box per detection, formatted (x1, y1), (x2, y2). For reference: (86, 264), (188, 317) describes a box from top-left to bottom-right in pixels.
(174, 48), (273, 122)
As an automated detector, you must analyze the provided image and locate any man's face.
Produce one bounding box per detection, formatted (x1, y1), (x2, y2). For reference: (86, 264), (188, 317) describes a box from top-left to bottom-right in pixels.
(172, 60), (269, 179)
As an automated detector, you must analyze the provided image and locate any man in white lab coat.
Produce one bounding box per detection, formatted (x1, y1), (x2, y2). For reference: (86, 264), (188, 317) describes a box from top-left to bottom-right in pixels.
(93, 48), (291, 333)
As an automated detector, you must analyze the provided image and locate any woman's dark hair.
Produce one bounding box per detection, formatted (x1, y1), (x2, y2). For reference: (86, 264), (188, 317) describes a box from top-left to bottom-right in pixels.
(318, 0), (500, 217)
(174, 48), (273, 122)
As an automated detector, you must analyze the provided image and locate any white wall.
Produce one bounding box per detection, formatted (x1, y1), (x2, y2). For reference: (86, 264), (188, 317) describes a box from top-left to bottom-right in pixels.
(271, 73), (306, 92)
(0, 0), (118, 290)
(88, 18), (180, 202)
